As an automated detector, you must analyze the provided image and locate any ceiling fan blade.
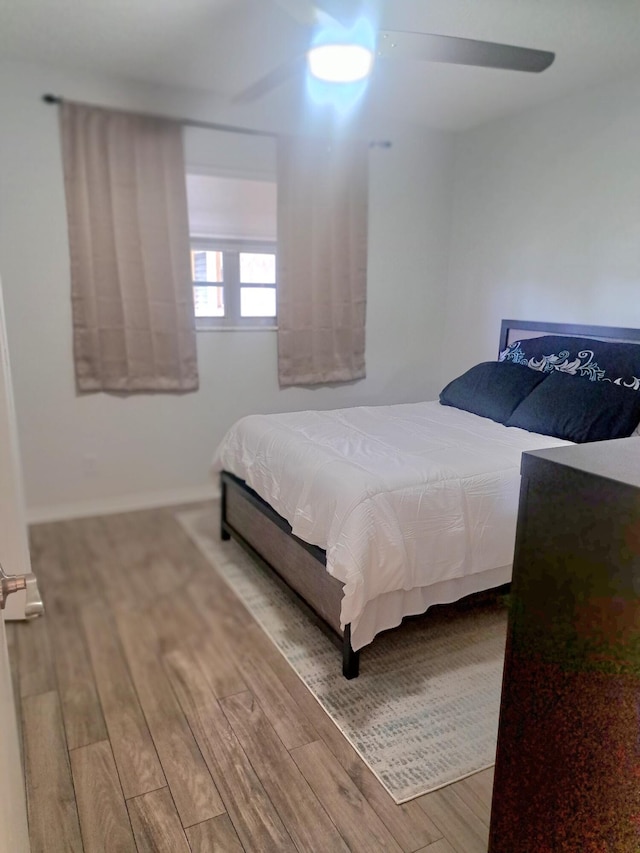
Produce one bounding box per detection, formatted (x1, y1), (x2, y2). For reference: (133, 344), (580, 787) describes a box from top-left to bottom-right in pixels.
(272, 0), (353, 27)
(377, 31), (555, 73)
(232, 55), (306, 104)
(309, 0), (356, 27)
(271, 0), (318, 27)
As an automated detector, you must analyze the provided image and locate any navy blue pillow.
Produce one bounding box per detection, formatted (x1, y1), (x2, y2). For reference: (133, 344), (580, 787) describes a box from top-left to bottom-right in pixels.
(506, 370), (640, 442)
(439, 361), (549, 424)
(499, 335), (640, 389)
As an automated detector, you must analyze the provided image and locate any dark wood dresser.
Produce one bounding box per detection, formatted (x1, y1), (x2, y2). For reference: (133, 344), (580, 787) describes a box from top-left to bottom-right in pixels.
(489, 438), (640, 853)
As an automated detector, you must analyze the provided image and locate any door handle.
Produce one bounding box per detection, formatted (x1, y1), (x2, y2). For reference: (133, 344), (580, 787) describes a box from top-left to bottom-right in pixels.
(0, 562), (44, 617)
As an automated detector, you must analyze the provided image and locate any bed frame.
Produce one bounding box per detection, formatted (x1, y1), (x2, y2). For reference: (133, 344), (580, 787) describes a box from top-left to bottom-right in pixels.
(220, 319), (640, 678)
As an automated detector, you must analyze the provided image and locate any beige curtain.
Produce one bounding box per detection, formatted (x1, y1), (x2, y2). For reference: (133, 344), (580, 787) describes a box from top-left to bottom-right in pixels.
(277, 135), (368, 387)
(59, 101), (198, 393)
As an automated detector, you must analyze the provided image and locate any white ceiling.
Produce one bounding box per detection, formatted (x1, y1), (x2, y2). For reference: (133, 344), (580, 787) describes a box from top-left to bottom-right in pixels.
(2, 0), (640, 130)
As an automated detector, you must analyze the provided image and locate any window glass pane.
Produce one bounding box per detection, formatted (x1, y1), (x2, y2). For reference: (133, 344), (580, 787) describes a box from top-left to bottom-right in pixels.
(240, 287), (276, 318)
(239, 252), (276, 284)
(194, 285), (224, 317)
(191, 250), (223, 282)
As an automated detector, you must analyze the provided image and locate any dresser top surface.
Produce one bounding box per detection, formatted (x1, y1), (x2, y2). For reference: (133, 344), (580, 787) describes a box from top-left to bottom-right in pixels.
(523, 437), (640, 489)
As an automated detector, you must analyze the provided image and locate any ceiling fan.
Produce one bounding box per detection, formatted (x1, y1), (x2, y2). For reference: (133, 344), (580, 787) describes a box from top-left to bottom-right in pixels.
(235, 0), (555, 103)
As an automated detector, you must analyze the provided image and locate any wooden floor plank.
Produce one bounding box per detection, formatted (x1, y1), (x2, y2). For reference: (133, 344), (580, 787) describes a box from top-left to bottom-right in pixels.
(16, 613), (55, 698)
(35, 523), (108, 750)
(164, 647), (297, 852)
(134, 507), (206, 586)
(147, 592), (212, 653)
(185, 568), (256, 639)
(291, 739), (404, 853)
(187, 625), (248, 700)
(29, 521), (75, 607)
(222, 650), (317, 750)
(415, 840), (459, 853)
(187, 578), (319, 749)
(451, 769), (494, 827)
(127, 787), (191, 853)
(47, 594), (109, 750)
(103, 512), (182, 611)
(221, 690), (349, 852)
(22, 690), (83, 853)
(459, 768), (494, 817)
(185, 814), (244, 853)
(70, 740), (137, 853)
(57, 518), (104, 604)
(27, 522), (64, 588)
(76, 516), (125, 611)
(243, 622), (443, 852)
(116, 607), (225, 826)
(417, 787), (489, 853)
(81, 600), (166, 799)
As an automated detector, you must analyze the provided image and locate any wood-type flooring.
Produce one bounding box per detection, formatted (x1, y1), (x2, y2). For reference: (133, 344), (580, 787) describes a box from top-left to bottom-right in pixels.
(7, 504), (493, 853)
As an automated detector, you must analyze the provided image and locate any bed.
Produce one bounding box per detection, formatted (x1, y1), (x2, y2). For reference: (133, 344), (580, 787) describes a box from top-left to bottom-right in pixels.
(212, 319), (640, 677)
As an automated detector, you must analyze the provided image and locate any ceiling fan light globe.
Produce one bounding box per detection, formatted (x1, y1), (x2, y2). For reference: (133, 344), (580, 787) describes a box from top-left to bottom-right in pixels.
(307, 44), (374, 83)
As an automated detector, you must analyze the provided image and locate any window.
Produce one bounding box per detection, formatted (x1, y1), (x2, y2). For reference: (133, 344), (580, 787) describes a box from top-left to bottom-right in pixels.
(186, 172), (277, 329)
(191, 240), (277, 328)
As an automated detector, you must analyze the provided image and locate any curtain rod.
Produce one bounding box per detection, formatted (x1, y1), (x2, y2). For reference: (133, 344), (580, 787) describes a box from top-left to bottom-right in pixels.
(42, 94), (392, 148)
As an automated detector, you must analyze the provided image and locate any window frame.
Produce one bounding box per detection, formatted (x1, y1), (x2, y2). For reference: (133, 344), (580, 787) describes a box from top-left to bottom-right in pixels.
(191, 238), (277, 330)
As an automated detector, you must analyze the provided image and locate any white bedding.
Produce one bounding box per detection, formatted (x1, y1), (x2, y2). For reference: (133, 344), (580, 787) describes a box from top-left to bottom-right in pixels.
(212, 401), (570, 649)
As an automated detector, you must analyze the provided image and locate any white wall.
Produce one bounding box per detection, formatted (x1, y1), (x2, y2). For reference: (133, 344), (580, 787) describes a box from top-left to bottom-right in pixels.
(0, 60), (454, 520)
(442, 72), (640, 382)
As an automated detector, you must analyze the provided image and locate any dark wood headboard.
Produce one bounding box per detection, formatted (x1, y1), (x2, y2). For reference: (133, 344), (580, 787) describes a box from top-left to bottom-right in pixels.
(499, 319), (640, 356)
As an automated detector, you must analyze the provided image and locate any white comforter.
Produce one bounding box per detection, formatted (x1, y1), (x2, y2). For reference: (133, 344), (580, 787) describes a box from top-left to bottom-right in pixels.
(212, 401), (570, 649)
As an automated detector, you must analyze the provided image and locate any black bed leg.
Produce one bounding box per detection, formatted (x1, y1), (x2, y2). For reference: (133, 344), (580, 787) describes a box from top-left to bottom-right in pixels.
(342, 625), (360, 679)
(220, 478), (231, 540)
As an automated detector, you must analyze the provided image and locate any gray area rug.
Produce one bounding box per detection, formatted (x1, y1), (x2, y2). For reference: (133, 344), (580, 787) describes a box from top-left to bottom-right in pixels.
(177, 507), (508, 803)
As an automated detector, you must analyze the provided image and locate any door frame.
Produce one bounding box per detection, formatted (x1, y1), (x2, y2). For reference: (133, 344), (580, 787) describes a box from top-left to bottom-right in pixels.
(0, 273), (31, 850)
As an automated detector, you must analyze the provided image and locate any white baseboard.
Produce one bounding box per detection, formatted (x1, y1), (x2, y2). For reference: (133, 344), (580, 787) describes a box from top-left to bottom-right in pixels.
(26, 483), (221, 524)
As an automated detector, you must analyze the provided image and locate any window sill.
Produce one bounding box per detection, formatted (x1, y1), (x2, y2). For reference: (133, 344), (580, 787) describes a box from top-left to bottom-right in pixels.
(196, 325), (278, 332)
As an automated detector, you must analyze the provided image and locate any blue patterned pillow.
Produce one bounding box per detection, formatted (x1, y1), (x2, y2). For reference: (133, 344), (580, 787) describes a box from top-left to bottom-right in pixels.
(439, 361), (549, 424)
(506, 371), (640, 442)
(499, 335), (640, 390)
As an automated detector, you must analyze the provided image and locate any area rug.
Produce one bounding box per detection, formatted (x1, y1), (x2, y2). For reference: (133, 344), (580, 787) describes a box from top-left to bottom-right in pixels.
(177, 507), (508, 804)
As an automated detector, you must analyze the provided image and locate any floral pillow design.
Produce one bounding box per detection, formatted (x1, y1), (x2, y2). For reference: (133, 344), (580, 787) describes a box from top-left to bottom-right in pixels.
(499, 337), (640, 391)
